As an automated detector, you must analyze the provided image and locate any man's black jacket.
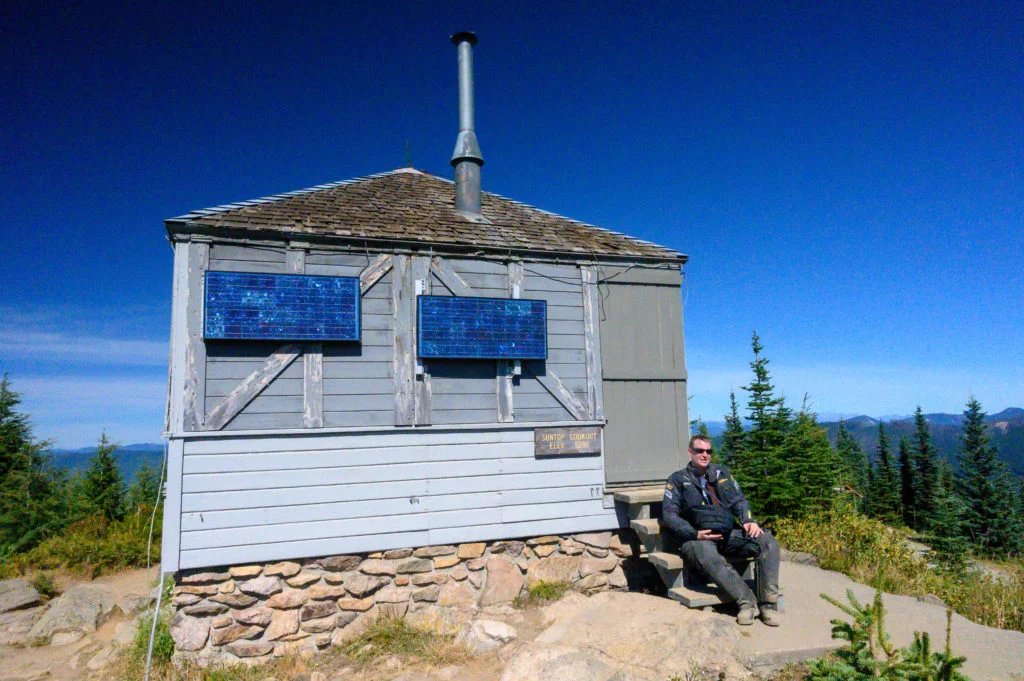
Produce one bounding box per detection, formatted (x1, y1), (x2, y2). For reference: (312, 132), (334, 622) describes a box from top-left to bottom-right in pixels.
(661, 463), (755, 544)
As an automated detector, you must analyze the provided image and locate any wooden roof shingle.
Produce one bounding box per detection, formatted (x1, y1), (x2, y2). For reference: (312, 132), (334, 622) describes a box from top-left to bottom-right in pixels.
(166, 168), (686, 263)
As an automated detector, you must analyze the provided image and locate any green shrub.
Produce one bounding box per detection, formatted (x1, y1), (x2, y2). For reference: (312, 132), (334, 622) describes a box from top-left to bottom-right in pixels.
(30, 572), (59, 600)
(132, 612), (174, 666)
(513, 580), (570, 608)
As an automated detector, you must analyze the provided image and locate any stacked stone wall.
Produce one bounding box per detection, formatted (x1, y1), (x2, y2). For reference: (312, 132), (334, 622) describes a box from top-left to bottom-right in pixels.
(169, 531), (634, 664)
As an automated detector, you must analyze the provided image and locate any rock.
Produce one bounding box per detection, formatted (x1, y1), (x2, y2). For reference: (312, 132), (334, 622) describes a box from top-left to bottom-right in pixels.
(438, 580), (476, 608)
(338, 597), (374, 611)
(344, 573), (389, 598)
(318, 555), (361, 572)
(458, 543), (486, 559)
(224, 640), (274, 658)
(434, 556), (461, 569)
(266, 589), (309, 609)
(581, 555), (618, 576)
(533, 544), (557, 558)
(379, 601), (409, 619)
(360, 559), (396, 576)
(211, 623), (262, 645)
(395, 576), (410, 586)
(233, 606), (273, 627)
(301, 614), (338, 633)
(450, 565), (469, 581)
(169, 612), (210, 651)
(917, 594), (947, 607)
(324, 572), (345, 585)
(301, 600), (337, 621)
(374, 586), (409, 604)
(575, 573), (608, 592)
(237, 576), (283, 597)
(183, 601), (228, 616)
(27, 584), (117, 646)
(0, 579), (42, 613)
(467, 619), (518, 652)
(413, 545), (456, 558)
(587, 547), (610, 558)
(383, 548), (414, 559)
(466, 558), (485, 571)
(468, 571), (484, 589)
(220, 580), (236, 593)
(117, 593), (153, 618)
(86, 644), (119, 671)
(500, 643), (617, 681)
(265, 561), (302, 578)
(559, 539), (585, 555)
(526, 555), (581, 586)
(174, 584), (219, 596)
(527, 536), (560, 546)
(412, 573), (447, 586)
(479, 556), (524, 606)
(211, 592), (257, 608)
(0, 605), (45, 646)
(228, 565), (263, 579)
(781, 549), (819, 566)
(212, 615), (232, 628)
(286, 572), (321, 588)
(608, 566), (628, 589)
(412, 585), (440, 602)
(609, 534), (633, 558)
(492, 541), (525, 557)
(266, 609), (300, 640)
(314, 634), (332, 648)
(172, 593), (202, 607)
(180, 570), (231, 584)
(574, 532), (612, 549)
(396, 557), (433, 574)
(308, 583), (346, 600)
(335, 610), (359, 628)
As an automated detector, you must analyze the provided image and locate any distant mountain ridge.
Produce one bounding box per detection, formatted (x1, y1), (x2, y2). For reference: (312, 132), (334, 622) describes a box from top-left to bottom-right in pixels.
(49, 442), (164, 484)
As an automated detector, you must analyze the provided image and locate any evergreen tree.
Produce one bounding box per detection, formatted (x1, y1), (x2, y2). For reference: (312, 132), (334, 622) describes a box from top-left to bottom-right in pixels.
(719, 391), (746, 469)
(912, 408), (939, 531)
(871, 422), (901, 525)
(732, 332), (791, 514)
(770, 409), (839, 519)
(836, 422), (869, 502)
(955, 397), (1021, 556)
(0, 375), (61, 554)
(82, 433), (125, 522)
(929, 462), (968, 570)
(899, 436), (917, 528)
(126, 463), (162, 512)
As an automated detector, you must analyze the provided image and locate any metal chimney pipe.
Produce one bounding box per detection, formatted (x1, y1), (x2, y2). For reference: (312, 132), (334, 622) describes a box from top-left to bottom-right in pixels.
(450, 31), (484, 216)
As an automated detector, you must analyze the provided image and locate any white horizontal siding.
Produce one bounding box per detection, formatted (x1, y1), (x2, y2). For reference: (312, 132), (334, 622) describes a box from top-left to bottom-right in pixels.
(175, 427), (615, 569)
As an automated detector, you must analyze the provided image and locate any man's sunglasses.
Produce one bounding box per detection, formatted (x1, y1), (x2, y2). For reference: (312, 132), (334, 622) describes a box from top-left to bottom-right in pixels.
(691, 447), (713, 454)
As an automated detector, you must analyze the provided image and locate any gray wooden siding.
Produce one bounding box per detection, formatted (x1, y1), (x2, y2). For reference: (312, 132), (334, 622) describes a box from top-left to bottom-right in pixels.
(174, 427), (615, 569)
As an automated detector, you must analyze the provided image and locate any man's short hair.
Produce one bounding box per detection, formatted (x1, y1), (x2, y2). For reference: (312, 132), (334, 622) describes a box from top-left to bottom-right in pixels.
(688, 434), (712, 450)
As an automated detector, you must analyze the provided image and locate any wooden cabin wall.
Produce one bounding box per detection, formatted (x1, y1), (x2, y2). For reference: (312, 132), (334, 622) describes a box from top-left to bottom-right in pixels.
(174, 427), (614, 569)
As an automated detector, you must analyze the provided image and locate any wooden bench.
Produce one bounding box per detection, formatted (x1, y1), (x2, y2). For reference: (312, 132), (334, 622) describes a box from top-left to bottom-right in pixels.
(614, 487), (756, 608)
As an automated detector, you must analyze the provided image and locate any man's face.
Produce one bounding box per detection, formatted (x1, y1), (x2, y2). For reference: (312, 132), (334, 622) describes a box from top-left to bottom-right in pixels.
(688, 438), (713, 469)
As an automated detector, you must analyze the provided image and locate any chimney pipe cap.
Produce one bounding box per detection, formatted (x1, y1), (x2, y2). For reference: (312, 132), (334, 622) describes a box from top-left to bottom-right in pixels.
(450, 31), (478, 46)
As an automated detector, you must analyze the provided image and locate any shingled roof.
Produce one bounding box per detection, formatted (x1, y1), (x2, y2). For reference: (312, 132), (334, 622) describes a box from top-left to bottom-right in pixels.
(166, 168), (686, 263)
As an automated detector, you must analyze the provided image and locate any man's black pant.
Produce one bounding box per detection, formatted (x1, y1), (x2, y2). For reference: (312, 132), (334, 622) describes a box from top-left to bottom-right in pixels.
(679, 530), (781, 609)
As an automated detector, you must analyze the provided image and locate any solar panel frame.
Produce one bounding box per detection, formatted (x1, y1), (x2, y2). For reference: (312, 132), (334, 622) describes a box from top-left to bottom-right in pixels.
(203, 271), (361, 341)
(416, 295), (548, 360)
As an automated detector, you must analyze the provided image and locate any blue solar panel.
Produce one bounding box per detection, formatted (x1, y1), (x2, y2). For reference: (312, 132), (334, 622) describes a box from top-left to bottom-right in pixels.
(417, 296), (547, 360)
(204, 271), (360, 341)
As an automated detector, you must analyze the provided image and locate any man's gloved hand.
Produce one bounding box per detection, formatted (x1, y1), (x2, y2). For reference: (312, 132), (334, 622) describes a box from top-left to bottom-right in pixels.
(743, 521), (763, 538)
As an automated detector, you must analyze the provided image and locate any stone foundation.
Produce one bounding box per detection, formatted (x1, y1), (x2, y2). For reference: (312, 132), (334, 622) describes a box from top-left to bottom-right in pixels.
(169, 531), (634, 664)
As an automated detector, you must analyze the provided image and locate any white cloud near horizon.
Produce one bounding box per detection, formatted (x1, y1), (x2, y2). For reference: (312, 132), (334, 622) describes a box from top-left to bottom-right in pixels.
(0, 330), (168, 367)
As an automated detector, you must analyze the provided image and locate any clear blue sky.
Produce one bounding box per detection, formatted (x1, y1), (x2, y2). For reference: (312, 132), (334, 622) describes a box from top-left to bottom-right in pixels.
(2, 1), (1021, 447)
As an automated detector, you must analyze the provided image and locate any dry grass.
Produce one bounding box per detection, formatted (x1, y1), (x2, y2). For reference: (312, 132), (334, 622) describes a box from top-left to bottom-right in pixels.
(775, 503), (1024, 633)
(337, 613), (473, 667)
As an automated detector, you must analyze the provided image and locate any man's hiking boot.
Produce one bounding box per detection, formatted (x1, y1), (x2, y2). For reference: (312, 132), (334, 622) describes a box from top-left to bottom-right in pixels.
(737, 605), (758, 626)
(759, 602), (781, 627)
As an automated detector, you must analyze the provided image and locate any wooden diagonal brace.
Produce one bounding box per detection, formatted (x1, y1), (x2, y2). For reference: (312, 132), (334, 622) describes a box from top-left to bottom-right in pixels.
(430, 256), (477, 297)
(360, 254), (393, 294)
(205, 344), (302, 430)
(525, 364), (589, 421)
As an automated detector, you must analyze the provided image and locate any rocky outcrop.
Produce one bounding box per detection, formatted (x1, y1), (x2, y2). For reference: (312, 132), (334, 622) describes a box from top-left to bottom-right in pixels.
(0, 579), (42, 614)
(28, 585), (118, 646)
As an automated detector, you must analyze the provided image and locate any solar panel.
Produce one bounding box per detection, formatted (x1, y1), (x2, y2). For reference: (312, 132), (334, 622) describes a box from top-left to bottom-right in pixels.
(204, 271), (361, 341)
(417, 296), (547, 360)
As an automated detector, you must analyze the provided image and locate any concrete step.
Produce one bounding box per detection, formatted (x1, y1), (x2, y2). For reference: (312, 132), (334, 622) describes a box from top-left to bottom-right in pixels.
(646, 551), (684, 571)
(629, 518), (663, 555)
(668, 585), (732, 608)
(612, 486), (663, 520)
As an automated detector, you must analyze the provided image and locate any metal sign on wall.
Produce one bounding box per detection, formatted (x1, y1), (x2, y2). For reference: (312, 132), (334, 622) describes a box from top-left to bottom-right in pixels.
(534, 426), (602, 457)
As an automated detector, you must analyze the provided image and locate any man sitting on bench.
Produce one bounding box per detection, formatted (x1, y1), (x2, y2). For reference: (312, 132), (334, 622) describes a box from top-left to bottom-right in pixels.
(662, 434), (782, 626)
